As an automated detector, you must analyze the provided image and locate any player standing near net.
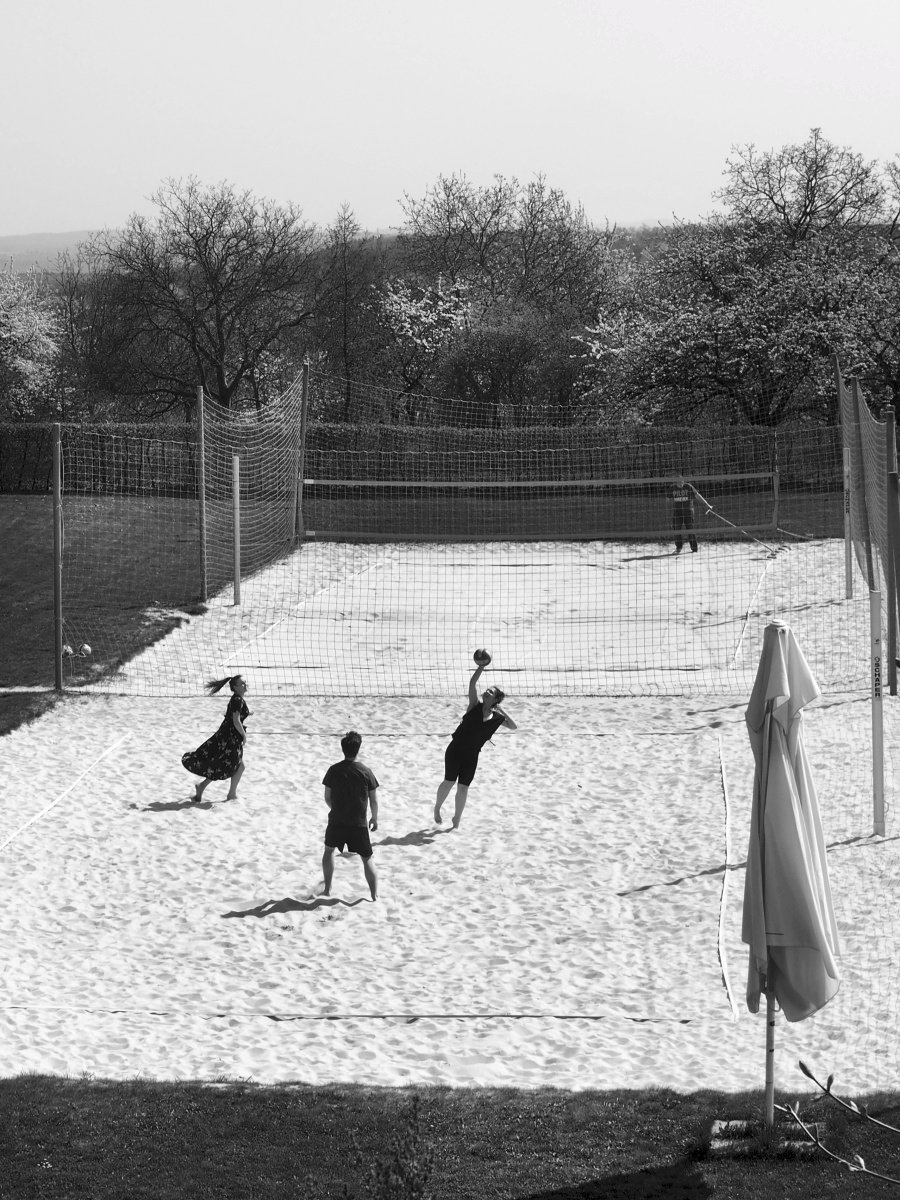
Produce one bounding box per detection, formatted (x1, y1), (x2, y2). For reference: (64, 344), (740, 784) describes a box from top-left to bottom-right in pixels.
(182, 675), (250, 802)
(434, 651), (517, 830)
(322, 731), (380, 901)
(671, 474), (699, 554)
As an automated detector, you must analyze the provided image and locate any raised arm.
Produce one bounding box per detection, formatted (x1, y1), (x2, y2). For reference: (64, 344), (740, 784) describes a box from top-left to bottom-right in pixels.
(467, 664), (485, 710)
(494, 706), (517, 731)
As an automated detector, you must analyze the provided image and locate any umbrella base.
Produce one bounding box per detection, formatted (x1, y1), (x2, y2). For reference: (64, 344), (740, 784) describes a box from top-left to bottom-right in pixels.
(709, 1118), (823, 1158)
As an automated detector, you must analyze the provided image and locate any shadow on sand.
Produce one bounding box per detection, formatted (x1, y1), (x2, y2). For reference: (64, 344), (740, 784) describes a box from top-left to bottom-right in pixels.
(223, 895), (368, 919)
(376, 826), (450, 847)
(141, 796), (233, 812)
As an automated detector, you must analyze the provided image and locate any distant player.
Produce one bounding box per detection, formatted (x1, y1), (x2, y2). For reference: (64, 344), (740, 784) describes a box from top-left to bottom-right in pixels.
(434, 656), (517, 830)
(322, 731), (380, 901)
(182, 675), (250, 802)
(671, 474), (699, 554)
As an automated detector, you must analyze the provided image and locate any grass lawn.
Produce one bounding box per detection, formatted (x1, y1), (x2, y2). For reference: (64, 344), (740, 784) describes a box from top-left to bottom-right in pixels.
(5, 1077), (900, 1199)
(0, 494), (202, 731)
(2, 493), (897, 1198)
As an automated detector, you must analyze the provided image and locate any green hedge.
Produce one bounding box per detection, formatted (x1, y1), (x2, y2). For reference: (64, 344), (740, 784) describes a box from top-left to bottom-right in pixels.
(0, 421), (843, 495)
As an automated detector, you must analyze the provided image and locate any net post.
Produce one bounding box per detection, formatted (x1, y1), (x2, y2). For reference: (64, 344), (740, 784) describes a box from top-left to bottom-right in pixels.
(884, 407), (898, 694)
(197, 384), (208, 603)
(232, 452), (241, 606)
(52, 421), (64, 693)
(870, 588), (886, 836)
(295, 358), (311, 540)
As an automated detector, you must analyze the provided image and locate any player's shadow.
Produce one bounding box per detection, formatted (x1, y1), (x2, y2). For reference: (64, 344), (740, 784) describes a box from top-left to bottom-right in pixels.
(377, 827), (444, 847)
(142, 798), (206, 812)
(223, 896), (367, 919)
(620, 551), (676, 562)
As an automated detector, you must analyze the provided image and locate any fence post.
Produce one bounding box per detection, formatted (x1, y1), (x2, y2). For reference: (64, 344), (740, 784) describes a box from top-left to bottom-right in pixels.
(52, 422), (64, 692)
(295, 358), (311, 539)
(871, 588), (886, 837)
(232, 453), (241, 606)
(197, 385), (208, 603)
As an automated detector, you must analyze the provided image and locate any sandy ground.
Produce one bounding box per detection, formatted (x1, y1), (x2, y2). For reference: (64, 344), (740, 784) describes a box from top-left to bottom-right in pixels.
(1, 683), (897, 1097)
(62, 538), (872, 698)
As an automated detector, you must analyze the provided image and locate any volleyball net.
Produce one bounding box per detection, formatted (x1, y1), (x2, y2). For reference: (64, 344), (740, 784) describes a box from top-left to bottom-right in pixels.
(52, 366), (873, 700)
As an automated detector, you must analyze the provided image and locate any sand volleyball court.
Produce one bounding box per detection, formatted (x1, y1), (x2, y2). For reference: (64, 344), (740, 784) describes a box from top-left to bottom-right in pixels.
(1, 684), (897, 1095)
(2, 537), (898, 1094)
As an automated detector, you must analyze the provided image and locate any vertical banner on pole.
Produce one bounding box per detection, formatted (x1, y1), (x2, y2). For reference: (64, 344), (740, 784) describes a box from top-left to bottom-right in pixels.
(296, 359), (311, 539)
(232, 453), (241, 606)
(52, 422), (64, 693)
(871, 588), (886, 837)
(843, 446), (853, 600)
(851, 380), (877, 590)
(197, 385), (208, 603)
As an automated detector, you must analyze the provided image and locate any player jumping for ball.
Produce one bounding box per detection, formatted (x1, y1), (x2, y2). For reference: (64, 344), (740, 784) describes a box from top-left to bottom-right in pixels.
(434, 652), (517, 830)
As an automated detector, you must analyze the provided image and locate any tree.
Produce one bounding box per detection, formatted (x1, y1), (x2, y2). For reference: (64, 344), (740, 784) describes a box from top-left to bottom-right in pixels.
(55, 242), (149, 418)
(578, 131), (900, 426)
(308, 207), (395, 417)
(399, 172), (612, 312)
(391, 174), (617, 420)
(715, 127), (897, 244)
(85, 178), (321, 415)
(370, 277), (470, 416)
(0, 269), (60, 419)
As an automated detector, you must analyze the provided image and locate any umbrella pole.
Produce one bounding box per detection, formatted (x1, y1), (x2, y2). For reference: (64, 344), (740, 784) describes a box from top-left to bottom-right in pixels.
(765, 968), (776, 1128)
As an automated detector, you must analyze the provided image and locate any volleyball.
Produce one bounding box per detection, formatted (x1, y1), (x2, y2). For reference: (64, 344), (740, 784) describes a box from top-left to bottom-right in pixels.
(473, 648), (492, 665)
(79, 643), (92, 656)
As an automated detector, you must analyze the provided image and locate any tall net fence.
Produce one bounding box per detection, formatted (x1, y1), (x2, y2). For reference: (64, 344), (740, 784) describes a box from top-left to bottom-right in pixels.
(48, 367), (869, 699)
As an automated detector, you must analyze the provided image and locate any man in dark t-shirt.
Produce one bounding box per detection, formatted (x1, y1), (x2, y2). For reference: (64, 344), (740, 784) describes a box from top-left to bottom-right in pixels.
(322, 731), (380, 900)
(671, 474), (698, 554)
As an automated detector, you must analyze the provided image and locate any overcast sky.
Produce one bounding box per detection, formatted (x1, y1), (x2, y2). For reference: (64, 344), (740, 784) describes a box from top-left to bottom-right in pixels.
(3, 0), (900, 237)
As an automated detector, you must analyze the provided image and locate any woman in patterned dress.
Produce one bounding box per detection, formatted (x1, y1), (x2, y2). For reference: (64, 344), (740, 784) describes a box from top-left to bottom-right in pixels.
(182, 675), (250, 802)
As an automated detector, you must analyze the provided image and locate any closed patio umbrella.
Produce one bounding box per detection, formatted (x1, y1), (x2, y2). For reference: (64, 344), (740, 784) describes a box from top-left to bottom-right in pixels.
(742, 620), (840, 1125)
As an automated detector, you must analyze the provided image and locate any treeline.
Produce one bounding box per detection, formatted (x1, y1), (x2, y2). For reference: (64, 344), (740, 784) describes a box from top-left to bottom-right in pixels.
(3, 128), (900, 429)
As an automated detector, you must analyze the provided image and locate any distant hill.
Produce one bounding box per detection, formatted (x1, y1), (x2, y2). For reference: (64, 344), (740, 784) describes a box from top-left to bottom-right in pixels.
(0, 231), (97, 273)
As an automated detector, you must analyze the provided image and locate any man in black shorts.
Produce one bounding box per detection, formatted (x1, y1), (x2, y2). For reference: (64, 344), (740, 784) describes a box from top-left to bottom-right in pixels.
(322, 731), (380, 901)
(671, 474), (699, 554)
(434, 661), (517, 829)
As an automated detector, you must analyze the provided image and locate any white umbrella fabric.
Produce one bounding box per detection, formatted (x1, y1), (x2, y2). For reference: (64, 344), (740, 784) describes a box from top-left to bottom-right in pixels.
(742, 620), (840, 1123)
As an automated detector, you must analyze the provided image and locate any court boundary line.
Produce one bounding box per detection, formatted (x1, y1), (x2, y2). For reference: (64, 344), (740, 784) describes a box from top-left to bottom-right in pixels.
(0, 734), (130, 854)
